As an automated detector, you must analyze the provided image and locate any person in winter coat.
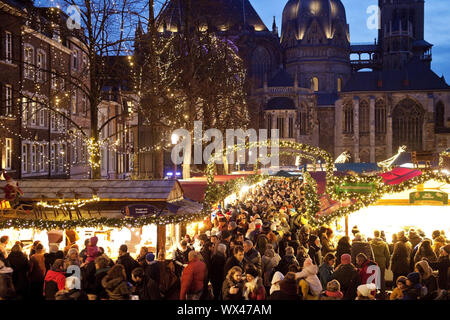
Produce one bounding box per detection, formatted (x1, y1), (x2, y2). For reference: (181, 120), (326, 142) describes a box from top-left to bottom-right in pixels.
(93, 256), (110, 300)
(414, 239), (437, 264)
(210, 243), (227, 300)
(336, 236), (352, 267)
(174, 240), (193, 276)
(308, 235), (322, 266)
(43, 259), (66, 300)
(332, 254), (360, 300)
(28, 243), (46, 300)
(261, 248), (279, 291)
(402, 272), (422, 300)
(86, 236), (99, 264)
(255, 225), (270, 257)
(269, 271), (284, 295)
(221, 266), (244, 300)
(319, 279), (343, 300)
(276, 246), (299, 275)
(356, 253), (378, 294)
(6, 244), (29, 300)
(243, 266), (266, 300)
(415, 260), (438, 300)
(0, 260), (15, 300)
(44, 245), (64, 272)
(319, 253), (335, 290)
(179, 251), (207, 300)
(101, 264), (131, 300)
(55, 276), (88, 300)
(432, 235), (447, 258)
(320, 228), (336, 257)
(389, 276), (407, 300)
(0, 236), (8, 264)
(269, 272), (301, 300)
(136, 247), (149, 268)
(224, 246), (245, 276)
(351, 233), (374, 265)
(131, 267), (160, 300)
(391, 232), (412, 286)
(408, 229), (422, 250)
(294, 258), (322, 297)
(370, 231), (390, 295)
(116, 244), (139, 283)
(243, 240), (262, 275)
(428, 244), (450, 290)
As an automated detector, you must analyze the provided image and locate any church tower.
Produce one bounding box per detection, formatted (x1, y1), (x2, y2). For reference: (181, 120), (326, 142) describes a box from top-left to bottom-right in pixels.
(379, 0), (432, 69)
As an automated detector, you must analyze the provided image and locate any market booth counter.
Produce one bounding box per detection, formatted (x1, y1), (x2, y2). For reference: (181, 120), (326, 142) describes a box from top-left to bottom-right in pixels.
(0, 179), (203, 260)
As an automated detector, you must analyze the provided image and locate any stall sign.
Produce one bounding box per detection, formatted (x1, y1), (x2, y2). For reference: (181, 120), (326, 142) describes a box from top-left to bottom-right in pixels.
(122, 204), (160, 217)
(335, 182), (376, 194)
(409, 191), (448, 205)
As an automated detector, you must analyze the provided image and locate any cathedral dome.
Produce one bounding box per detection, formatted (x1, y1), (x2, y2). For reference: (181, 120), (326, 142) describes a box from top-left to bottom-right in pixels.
(281, 0), (348, 47)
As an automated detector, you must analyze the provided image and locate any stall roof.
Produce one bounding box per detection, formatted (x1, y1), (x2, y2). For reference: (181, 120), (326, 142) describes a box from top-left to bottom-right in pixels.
(0, 179), (184, 202)
(334, 163), (381, 173)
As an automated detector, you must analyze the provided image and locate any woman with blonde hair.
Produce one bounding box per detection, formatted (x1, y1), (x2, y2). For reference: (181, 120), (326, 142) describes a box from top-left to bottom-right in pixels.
(222, 266), (244, 300)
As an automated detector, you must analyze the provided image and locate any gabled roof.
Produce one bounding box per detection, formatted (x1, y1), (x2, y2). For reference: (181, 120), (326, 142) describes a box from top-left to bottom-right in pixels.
(0, 180), (184, 202)
(343, 58), (450, 92)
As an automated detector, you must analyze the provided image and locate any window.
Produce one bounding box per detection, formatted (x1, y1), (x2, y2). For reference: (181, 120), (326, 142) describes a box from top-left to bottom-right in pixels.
(82, 94), (88, 113)
(24, 45), (34, 79)
(126, 100), (133, 114)
(22, 97), (28, 126)
(392, 99), (424, 151)
(251, 46), (271, 87)
(72, 93), (77, 114)
(30, 101), (36, 125)
(343, 103), (354, 134)
(39, 144), (45, 172)
(375, 99), (387, 134)
(51, 143), (56, 172)
(50, 112), (56, 131)
(37, 51), (46, 82)
(277, 117), (285, 138)
(5, 138), (12, 170)
(311, 77), (319, 92)
(288, 117), (294, 138)
(51, 70), (57, 89)
(337, 78), (342, 92)
(22, 143), (28, 173)
(72, 138), (78, 164)
(72, 50), (78, 70)
(267, 114), (272, 138)
(39, 107), (46, 127)
(31, 144), (36, 172)
(59, 144), (65, 172)
(5, 31), (12, 63)
(82, 54), (88, 70)
(436, 101), (445, 128)
(359, 100), (370, 133)
(5, 84), (12, 116)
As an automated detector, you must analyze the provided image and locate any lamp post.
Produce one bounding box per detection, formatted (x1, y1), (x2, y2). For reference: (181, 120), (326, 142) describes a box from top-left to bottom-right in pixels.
(171, 133), (179, 179)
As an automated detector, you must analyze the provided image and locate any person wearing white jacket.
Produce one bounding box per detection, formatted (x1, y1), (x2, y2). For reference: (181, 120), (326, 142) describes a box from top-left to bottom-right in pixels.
(294, 258), (323, 296)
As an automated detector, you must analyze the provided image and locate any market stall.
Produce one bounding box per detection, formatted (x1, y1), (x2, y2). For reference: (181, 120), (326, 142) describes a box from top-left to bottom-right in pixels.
(0, 179), (203, 259)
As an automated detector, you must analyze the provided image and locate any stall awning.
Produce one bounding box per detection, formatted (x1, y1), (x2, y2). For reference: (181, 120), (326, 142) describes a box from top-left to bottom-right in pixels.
(335, 163), (381, 173)
(379, 168), (423, 185)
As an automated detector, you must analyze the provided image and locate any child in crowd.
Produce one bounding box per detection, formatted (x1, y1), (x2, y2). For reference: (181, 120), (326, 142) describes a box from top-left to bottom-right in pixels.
(389, 276), (407, 300)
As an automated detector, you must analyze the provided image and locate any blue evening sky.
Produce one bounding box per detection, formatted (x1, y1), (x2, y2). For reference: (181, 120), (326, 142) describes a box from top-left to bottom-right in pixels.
(252, 0), (450, 79)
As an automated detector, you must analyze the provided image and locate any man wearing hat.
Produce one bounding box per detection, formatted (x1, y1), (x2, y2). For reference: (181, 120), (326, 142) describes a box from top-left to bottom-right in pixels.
(332, 254), (360, 300)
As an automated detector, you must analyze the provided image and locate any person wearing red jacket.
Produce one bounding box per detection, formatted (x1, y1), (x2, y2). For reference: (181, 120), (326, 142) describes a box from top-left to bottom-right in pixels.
(356, 253), (379, 296)
(43, 259), (66, 300)
(179, 251), (207, 300)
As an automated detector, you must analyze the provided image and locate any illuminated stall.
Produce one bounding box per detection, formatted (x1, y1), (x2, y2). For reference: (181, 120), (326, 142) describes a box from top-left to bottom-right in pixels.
(0, 179), (203, 259)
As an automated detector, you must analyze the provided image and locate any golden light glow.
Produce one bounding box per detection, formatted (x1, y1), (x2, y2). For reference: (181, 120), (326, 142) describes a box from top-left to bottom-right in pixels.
(310, 0), (321, 15)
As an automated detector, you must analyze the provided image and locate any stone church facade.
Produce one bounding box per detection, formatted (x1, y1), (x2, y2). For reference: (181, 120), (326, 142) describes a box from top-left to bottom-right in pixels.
(160, 0), (450, 161)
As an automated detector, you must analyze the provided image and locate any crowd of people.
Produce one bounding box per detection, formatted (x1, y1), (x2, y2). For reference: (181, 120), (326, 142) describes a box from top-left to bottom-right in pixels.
(0, 178), (449, 301)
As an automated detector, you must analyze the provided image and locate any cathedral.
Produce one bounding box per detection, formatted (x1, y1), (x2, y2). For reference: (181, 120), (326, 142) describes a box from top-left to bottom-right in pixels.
(160, 0), (450, 161)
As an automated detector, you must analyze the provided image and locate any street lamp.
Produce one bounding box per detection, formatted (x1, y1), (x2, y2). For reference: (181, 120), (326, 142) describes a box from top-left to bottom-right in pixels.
(171, 133), (179, 179)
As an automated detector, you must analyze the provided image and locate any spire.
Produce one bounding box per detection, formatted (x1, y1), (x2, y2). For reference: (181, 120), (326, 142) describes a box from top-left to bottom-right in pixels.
(136, 18), (143, 37)
(272, 16), (278, 36)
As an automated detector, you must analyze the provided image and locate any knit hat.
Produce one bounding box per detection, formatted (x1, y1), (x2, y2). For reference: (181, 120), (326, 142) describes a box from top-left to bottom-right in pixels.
(352, 226), (360, 235)
(145, 252), (155, 262)
(340, 254), (351, 265)
(326, 279), (341, 292)
(407, 272), (421, 285)
(255, 219), (262, 228)
(357, 283), (377, 297)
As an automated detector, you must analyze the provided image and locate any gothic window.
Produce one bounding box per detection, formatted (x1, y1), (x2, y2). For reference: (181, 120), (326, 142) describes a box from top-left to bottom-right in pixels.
(436, 101), (445, 128)
(267, 114), (272, 138)
(343, 102), (353, 134)
(298, 109), (308, 135)
(375, 99), (387, 133)
(277, 117), (285, 138)
(288, 117), (294, 138)
(393, 98), (424, 152)
(359, 100), (369, 134)
(337, 78), (342, 92)
(251, 46), (271, 87)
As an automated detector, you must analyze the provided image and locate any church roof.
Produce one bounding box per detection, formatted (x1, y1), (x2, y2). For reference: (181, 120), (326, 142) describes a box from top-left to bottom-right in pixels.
(265, 97), (296, 110)
(160, 0), (268, 33)
(268, 69), (295, 87)
(343, 58), (450, 92)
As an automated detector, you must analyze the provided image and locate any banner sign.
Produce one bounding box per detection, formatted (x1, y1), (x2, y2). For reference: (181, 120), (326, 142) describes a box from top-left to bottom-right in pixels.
(122, 204), (160, 217)
(409, 191), (448, 205)
(335, 182), (376, 194)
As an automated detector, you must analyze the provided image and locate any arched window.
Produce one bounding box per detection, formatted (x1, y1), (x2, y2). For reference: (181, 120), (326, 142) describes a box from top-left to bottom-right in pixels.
(436, 101), (445, 128)
(375, 99), (387, 133)
(359, 100), (369, 134)
(251, 46), (271, 87)
(337, 78), (342, 92)
(393, 99), (424, 151)
(267, 113), (272, 138)
(343, 102), (354, 134)
(311, 77), (319, 92)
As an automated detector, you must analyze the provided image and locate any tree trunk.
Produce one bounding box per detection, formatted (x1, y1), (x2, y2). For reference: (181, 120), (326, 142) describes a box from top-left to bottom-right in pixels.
(154, 149), (164, 179)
